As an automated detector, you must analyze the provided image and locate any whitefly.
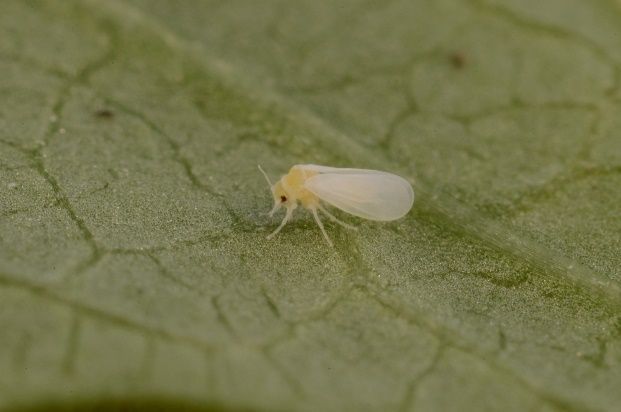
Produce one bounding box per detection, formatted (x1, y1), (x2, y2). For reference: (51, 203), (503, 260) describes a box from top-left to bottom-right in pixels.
(259, 164), (414, 246)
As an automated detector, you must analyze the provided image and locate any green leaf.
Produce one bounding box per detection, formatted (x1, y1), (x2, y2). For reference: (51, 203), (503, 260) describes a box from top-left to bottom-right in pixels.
(1, 0), (620, 411)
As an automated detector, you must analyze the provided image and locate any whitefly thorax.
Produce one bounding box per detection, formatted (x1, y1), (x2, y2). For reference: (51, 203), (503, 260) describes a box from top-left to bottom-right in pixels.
(276, 165), (320, 209)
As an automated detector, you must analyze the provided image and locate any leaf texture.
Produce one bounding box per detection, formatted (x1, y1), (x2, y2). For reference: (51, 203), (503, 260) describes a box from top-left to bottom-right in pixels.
(1, 0), (620, 411)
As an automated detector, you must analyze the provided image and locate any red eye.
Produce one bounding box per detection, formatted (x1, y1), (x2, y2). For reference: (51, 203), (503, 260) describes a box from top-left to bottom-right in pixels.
(280, 196), (287, 202)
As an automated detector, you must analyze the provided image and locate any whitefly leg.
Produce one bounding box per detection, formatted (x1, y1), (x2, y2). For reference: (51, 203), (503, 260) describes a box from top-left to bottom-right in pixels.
(268, 202), (280, 217)
(267, 207), (293, 239)
(318, 205), (357, 231)
(311, 207), (333, 247)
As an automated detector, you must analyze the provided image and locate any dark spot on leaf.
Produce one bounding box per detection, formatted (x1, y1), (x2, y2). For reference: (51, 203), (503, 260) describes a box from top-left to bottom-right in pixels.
(450, 52), (467, 69)
(94, 109), (114, 119)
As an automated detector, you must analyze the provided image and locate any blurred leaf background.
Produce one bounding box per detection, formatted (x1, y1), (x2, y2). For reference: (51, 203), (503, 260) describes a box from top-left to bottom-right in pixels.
(1, 0), (620, 411)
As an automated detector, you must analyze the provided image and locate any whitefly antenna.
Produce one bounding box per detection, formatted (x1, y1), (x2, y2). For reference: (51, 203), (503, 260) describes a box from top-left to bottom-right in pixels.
(257, 165), (273, 187)
(259, 164), (281, 217)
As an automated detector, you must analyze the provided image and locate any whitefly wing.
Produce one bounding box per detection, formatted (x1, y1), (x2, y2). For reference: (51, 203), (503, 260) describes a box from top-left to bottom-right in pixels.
(303, 167), (414, 221)
(298, 164), (381, 175)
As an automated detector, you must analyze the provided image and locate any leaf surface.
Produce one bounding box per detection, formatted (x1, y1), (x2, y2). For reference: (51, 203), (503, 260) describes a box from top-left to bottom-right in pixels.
(1, 0), (621, 411)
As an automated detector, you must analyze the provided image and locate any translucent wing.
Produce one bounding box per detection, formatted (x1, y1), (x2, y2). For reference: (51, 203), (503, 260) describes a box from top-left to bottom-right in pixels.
(298, 164), (381, 175)
(303, 169), (414, 221)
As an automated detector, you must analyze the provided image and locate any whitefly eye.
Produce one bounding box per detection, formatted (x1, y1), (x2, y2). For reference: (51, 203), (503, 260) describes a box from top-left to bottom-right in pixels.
(280, 195), (287, 202)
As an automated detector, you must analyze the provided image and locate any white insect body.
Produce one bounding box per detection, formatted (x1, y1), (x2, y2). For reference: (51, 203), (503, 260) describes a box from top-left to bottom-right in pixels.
(259, 164), (414, 246)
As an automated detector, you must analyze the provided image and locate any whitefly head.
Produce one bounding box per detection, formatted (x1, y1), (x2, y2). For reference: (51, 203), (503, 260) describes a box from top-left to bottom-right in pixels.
(258, 165), (291, 216)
